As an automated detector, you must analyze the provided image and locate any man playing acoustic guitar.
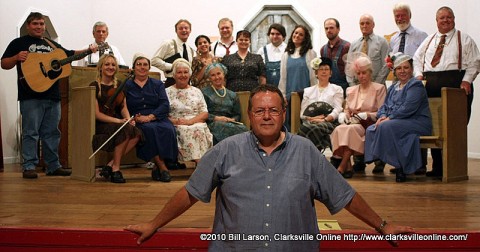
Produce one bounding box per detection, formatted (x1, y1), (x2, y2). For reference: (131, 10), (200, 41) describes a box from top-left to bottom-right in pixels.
(1, 12), (98, 179)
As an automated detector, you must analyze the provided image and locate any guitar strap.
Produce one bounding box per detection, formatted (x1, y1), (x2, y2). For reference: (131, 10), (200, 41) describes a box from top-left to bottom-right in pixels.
(43, 37), (58, 50)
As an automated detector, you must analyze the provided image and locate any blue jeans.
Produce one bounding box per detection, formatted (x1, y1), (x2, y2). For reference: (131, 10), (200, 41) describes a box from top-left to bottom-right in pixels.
(19, 99), (61, 173)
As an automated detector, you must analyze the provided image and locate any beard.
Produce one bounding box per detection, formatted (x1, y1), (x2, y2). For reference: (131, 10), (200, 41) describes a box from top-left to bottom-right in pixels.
(327, 33), (338, 41)
(396, 22), (410, 31)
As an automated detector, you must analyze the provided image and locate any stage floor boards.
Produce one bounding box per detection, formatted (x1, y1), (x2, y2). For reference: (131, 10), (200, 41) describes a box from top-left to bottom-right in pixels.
(1, 158), (480, 232)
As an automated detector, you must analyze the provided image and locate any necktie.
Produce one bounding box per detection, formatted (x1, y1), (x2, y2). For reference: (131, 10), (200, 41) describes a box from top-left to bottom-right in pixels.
(398, 32), (406, 53)
(222, 42), (234, 56)
(361, 36), (368, 54)
(182, 43), (189, 61)
(431, 35), (446, 67)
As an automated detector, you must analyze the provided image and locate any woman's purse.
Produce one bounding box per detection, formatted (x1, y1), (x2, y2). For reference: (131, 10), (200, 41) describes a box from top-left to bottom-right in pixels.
(352, 113), (375, 129)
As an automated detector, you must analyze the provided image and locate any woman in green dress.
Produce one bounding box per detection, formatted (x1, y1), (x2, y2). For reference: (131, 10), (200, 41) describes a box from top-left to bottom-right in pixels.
(202, 63), (248, 144)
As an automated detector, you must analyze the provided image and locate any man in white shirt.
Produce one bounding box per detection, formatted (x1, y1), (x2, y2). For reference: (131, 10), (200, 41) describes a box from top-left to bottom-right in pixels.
(212, 18), (238, 57)
(413, 6), (479, 178)
(75, 21), (127, 68)
(151, 19), (194, 87)
(256, 23), (287, 87)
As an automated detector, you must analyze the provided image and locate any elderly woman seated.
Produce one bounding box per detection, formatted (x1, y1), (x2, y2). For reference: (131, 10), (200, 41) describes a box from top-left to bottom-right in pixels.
(364, 53), (432, 182)
(201, 63), (248, 144)
(166, 59), (213, 163)
(125, 53), (178, 183)
(297, 57), (343, 152)
(330, 54), (386, 178)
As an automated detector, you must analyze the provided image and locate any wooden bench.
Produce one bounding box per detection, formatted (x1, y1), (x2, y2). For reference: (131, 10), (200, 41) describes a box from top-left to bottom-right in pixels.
(419, 87), (468, 182)
(289, 88), (468, 183)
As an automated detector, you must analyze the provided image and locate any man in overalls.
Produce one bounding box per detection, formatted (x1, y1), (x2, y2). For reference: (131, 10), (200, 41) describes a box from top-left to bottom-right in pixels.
(257, 23), (287, 87)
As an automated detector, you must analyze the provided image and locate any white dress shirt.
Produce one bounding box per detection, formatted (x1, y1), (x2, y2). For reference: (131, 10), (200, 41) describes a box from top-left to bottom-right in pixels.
(256, 42), (287, 62)
(413, 29), (480, 83)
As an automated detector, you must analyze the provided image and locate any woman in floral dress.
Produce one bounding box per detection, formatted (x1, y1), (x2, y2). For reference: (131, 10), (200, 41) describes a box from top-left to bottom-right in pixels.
(166, 59), (213, 163)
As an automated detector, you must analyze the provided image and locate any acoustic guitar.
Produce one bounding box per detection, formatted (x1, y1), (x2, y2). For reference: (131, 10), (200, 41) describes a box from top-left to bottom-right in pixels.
(21, 42), (108, 92)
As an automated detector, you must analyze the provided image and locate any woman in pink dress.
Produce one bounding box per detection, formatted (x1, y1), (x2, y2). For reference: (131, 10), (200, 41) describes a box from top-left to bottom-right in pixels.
(330, 55), (386, 178)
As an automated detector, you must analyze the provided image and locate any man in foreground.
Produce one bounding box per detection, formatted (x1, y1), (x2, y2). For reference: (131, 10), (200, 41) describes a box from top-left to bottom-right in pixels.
(126, 85), (413, 251)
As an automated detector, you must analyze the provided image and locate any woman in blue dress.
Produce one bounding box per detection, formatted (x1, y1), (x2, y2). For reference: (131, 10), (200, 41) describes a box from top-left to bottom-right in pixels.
(125, 53), (178, 183)
(201, 63), (248, 144)
(278, 25), (317, 131)
(364, 53), (432, 182)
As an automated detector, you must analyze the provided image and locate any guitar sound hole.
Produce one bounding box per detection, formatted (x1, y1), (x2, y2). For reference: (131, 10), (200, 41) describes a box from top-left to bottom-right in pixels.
(50, 60), (61, 71)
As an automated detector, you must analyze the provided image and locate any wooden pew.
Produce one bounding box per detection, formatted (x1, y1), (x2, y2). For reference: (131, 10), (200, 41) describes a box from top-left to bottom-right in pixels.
(420, 87), (468, 182)
(289, 88), (468, 183)
(290, 91), (302, 134)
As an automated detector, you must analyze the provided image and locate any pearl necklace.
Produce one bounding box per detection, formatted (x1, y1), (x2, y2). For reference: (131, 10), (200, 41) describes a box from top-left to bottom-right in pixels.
(212, 85), (226, 98)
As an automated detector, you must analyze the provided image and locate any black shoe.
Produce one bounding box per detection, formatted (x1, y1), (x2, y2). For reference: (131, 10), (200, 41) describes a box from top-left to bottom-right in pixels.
(396, 168), (406, 183)
(46, 168), (72, 176)
(372, 161), (385, 174)
(99, 166), (113, 179)
(23, 169), (38, 179)
(352, 155), (365, 172)
(152, 169), (171, 182)
(426, 171), (442, 178)
(330, 157), (341, 169)
(352, 163), (366, 172)
(159, 170), (171, 182)
(389, 168), (398, 174)
(414, 166), (427, 175)
(167, 162), (186, 170)
(111, 171), (126, 183)
(342, 170), (354, 179)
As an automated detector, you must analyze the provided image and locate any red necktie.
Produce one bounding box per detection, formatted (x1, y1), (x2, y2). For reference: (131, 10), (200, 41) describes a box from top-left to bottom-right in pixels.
(223, 42), (234, 56)
(431, 35), (446, 67)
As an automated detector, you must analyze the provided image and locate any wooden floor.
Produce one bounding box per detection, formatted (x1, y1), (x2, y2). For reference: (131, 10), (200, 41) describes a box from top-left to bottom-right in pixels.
(1, 157), (480, 232)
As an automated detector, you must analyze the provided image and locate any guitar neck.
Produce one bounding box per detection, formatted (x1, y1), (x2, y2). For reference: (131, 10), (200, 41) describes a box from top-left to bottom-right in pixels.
(59, 49), (93, 66)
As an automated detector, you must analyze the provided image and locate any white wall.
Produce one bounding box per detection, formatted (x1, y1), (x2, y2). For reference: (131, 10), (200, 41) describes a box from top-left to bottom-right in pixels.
(1, 0), (479, 163)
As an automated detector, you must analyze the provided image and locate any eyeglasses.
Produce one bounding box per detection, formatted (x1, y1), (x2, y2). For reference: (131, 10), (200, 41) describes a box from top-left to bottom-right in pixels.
(252, 108), (283, 117)
(135, 62), (149, 67)
(317, 67), (330, 71)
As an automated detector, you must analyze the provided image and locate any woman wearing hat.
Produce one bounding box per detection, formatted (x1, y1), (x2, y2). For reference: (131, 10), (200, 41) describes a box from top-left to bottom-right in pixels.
(166, 58), (213, 163)
(201, 63), (248, 145)
(125, 53), (178, 182)
(297, 57), (344, 153)
(364, 53), (432, 182)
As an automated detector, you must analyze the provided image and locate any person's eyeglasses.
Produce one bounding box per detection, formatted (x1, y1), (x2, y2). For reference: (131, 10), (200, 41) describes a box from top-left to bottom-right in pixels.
(252, 108), (283, 117)
(135, 62), (149, 67)
(318, 67), (330, 71)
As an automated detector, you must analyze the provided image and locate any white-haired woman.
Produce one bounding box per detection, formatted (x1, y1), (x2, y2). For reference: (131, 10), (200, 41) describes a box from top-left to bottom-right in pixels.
(365, 53), (431, 182)
(330, 55), (386, 178)
(166, 58), (213, 163)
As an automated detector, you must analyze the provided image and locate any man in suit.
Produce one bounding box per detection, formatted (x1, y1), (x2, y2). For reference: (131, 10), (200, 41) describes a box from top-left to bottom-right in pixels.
(413, 6), (479, 177)
(1, 12), (97, 179)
